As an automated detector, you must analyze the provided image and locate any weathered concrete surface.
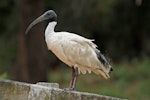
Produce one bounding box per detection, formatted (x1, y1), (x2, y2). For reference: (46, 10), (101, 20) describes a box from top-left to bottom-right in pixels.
(36, 82), (59, 88)
(0, 78), (127, 100)
(0, 78), (30, 100)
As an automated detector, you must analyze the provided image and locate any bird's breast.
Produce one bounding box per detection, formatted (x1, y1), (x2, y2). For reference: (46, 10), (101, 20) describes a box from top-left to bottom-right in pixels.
(45, 35), (73, 67)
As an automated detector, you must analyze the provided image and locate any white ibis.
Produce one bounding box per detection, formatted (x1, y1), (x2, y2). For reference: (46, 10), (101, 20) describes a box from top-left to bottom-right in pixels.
(25, 10), (113, 90)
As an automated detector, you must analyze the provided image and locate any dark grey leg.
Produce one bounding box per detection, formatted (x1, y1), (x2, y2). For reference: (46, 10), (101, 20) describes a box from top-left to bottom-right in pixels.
(69, 67), (78, 90)
(63, 67), (78, 91)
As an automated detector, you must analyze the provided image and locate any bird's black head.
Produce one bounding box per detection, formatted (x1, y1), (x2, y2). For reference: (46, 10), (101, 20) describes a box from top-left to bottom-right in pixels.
(25, 10), (57, 34)
(43, 10), (57, 22)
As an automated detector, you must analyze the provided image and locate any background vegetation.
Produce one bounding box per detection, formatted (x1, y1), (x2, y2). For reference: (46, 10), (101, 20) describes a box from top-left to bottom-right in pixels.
(0, 0), (150, 99)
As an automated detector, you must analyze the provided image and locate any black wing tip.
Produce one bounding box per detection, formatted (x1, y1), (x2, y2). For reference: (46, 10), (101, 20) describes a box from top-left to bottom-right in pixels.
(97, 52), (109, 67)
(96, 50), (113, 72)
(109, 67), (113, 73)
(110, 68), (113, 71)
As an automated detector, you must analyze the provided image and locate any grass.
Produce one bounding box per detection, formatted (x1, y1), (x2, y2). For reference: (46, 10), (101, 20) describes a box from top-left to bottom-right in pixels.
(48, 57), (150, 100)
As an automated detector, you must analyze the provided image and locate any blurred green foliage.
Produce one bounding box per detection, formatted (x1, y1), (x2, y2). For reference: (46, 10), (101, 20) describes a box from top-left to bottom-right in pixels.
(0, 72), (9, 79)
(0, 0), (18, 75)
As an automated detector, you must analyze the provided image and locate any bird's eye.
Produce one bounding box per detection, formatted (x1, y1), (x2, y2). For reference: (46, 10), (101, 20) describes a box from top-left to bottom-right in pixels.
(47, 13), (51, 16)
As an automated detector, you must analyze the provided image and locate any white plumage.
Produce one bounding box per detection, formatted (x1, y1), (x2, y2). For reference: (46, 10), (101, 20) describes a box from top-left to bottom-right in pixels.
(45, 22), (111, 79)
(26, 10), (113, 90)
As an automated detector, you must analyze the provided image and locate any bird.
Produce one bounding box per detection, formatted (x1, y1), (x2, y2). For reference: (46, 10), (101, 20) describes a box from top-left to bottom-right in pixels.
(25, 10), (113, 90)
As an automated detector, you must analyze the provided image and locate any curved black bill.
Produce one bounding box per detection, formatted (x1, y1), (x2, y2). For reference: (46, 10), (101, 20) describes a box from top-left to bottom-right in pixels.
(25, 14), (47, 34)
(25, 10), (57, 34)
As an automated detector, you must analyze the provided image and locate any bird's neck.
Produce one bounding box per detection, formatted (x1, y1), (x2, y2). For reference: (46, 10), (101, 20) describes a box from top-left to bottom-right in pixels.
(45, 21), (57, 36)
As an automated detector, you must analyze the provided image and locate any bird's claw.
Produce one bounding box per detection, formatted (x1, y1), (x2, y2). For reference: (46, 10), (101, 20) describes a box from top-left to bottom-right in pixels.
(63, 88), (75, 92)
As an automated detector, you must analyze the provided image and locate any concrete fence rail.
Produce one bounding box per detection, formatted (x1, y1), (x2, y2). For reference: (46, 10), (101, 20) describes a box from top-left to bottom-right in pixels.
(0, 78), (127, 100)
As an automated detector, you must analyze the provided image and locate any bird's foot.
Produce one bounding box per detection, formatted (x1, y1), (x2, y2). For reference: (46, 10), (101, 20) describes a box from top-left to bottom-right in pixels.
(63, 87), (75, 92)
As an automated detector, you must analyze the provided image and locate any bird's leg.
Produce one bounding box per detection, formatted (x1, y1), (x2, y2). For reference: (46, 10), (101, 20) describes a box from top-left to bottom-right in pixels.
(63, 67), (78, 91)
(69, 67), (78, 90)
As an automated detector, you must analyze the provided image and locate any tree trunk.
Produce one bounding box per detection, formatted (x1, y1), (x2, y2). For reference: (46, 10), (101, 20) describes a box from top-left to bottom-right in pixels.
(17, 0), (48, 83)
